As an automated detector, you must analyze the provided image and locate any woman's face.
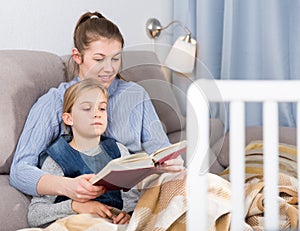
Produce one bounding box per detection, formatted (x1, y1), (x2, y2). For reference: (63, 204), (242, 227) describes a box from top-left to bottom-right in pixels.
(74, 38), (122, 88)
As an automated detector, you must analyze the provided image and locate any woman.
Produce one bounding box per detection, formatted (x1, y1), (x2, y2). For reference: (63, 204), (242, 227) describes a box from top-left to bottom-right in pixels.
(10, 11), (183, 202)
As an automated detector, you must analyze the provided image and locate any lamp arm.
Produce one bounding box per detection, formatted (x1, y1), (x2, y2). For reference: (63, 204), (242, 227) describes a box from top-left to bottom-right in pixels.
(146, 18), (193, 42)
(161, 20), (191, 37)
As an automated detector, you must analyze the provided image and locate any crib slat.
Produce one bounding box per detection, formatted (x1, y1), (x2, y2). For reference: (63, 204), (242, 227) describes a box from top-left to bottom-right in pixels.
(297, 102), (300, 225)
(263, 102), (279, 230)
(187, 82), (210, 230)
(230, 102), (245, 230)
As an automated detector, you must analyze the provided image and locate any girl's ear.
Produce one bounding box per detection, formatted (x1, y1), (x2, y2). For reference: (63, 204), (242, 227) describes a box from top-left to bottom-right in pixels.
(72, 48), (82, 65)
(62, 112), (73, 126)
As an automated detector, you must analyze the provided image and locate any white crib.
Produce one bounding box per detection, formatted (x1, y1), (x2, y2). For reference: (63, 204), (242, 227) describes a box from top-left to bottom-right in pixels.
(186, 79), (300, 231)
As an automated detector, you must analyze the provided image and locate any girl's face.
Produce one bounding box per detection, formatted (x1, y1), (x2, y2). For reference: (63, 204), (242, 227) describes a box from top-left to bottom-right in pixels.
(65, 88), (108, 140)
(73, 38), (122, 88)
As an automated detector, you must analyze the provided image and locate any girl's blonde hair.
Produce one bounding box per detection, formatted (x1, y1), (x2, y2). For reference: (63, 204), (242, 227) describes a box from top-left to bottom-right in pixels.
(63, 78), (108, 134)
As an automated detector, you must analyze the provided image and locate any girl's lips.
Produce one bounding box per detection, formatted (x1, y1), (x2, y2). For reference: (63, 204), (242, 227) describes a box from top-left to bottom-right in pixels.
(92, 122), (103, 126)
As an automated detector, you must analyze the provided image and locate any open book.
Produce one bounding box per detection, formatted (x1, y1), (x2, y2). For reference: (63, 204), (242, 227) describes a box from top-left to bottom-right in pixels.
(90, 140), (187, 191)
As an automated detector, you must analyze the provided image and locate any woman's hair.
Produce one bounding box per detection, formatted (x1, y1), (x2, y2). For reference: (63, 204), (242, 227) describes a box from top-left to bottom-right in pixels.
(63, 78), (108, 134)
(69, 11), (124, 78)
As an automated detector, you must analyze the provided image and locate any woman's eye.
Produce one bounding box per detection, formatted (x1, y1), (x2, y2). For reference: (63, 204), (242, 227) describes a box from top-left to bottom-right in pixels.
(82, 107), (91, 111)
(112, 55), (121, 61)
(95, 59), (104, 62)
(99, 107), (106, 111)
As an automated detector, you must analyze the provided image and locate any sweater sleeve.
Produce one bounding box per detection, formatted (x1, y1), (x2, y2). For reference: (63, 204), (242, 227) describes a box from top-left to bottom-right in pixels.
(140, 90), (171, 154)
(10, 79), (79, 196)
(27, 156), (76, 228)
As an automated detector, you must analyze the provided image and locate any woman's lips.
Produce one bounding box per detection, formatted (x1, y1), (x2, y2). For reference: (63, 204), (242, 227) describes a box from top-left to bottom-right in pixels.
(98, 75), (112, 81)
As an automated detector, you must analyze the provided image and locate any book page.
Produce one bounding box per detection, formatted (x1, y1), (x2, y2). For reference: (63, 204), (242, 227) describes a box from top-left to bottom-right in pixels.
(151, 140), (187, 164)
(109, 153), (154, 169)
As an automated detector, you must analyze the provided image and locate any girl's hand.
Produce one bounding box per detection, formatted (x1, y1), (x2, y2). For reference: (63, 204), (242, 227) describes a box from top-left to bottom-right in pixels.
(63, 174), (107, 202)
(71, 200), (113, 218)
(159, 157), (185, 172)
(112, 210), (131, 224)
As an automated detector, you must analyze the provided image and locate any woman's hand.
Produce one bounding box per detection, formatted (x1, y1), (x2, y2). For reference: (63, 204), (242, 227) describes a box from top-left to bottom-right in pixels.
(37, 174), (107, 203)
(63, 174), (107, 202)
(71, 200), (113, 218)
(159, 156), (185, 172)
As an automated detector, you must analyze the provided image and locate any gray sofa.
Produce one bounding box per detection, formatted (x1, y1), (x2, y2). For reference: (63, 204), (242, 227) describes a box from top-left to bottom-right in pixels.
(2, 49), (296, 230)
(0, 49), (192, 230)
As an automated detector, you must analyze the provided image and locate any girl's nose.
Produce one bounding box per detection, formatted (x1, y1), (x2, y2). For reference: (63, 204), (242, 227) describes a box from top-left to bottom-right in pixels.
(94, 109), (101, 117)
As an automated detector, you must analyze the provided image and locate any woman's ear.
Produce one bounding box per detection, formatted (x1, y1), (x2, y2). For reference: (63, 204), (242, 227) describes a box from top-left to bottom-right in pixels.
(72, 48), (82, 65)
(62, 112), (73, 126)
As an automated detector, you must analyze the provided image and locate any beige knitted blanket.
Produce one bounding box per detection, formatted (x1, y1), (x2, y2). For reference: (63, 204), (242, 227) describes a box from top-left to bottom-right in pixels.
(19, 141), (299, 230)
(20, 171), (187, 231)
(213, 140), (299, 230)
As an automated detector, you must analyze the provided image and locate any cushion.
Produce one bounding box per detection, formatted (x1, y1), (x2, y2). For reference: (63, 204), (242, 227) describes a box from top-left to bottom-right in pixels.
(120, 50), (186, 136)
(211, 126), (297, 169)
(0, 50), (67, 173)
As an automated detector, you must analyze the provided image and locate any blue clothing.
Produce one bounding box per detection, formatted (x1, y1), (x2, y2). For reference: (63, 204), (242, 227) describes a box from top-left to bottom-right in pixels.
(40, 135), (123, 210)
(10, 77), (170, 196)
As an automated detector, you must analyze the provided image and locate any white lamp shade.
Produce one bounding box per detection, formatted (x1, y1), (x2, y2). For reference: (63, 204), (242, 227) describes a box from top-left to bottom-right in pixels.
(164, 36), (197, 74)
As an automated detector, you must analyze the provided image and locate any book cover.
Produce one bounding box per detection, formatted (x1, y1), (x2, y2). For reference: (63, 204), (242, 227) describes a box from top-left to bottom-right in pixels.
(90, 140), (187, 191)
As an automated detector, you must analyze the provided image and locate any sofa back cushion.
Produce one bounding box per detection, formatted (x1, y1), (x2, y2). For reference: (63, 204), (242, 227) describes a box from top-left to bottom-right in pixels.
(0, 50), (67, 174)
(120, 50), (186, 139)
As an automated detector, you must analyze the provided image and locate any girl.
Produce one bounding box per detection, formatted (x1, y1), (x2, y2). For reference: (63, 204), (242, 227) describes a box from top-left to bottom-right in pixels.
(28, 79), (132, 227)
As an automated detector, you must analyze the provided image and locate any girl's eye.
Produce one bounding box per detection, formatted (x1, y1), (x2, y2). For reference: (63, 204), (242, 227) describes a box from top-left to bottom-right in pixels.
(82, 107), (91, 111)
(95, 58), (104, 62)
(112, 57), (120, 62)
(98, 102), (107, 111)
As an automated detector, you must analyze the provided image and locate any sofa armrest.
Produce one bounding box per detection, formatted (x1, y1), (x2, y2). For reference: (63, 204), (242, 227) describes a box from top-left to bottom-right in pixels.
(0, 175), (31, 229)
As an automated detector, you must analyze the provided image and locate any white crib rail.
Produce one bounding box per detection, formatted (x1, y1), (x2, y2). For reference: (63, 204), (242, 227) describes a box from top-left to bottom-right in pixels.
(186, 79), (300, 231)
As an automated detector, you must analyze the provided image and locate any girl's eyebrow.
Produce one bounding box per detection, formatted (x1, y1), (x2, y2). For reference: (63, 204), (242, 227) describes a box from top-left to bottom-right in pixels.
(79, 101), (92, 105)
(79, 101), (107, 105)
